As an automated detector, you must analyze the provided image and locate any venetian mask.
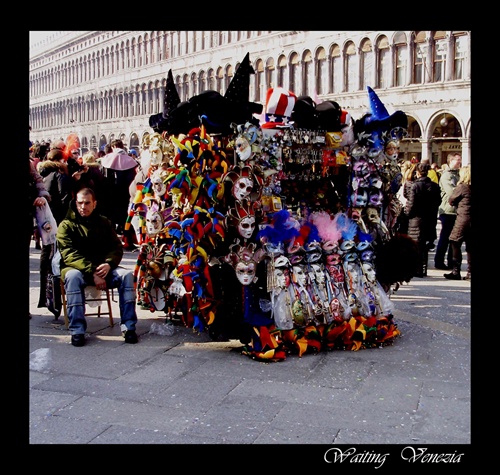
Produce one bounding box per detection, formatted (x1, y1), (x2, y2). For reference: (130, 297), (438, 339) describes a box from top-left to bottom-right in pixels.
(292, 265), (308, 287)
(235, 136), (252, 162)
(232, 176), (253, 201)
(145, 209), (163, 235)
(235, 260), (257, 286)
(237, 215), (256, 240)
(274, 267), (291, 288)
(151, 172), (167, 198)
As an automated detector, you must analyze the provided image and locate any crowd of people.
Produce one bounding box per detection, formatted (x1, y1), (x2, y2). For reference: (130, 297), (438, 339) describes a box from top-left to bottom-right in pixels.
(29, 78), (470, 357)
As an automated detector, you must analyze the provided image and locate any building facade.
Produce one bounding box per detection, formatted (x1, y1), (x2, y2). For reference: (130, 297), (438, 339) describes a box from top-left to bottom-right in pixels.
(29, 30), (471, 165)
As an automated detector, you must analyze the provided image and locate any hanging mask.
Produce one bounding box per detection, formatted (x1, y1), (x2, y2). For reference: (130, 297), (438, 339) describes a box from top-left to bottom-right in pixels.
(235, 261), (257, 286)
(369, 190), (383, 207)
(238, 215), (256, 240)
(232, 176), (253, 201)
(351, 189), (368, 207)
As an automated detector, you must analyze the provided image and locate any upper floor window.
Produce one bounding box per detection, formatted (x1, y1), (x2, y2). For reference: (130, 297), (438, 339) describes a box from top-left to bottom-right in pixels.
(330, 44), (341, 94)
(360, 38), (373, 90)
(394, 31), (408, 87)
(433, 31), (447, 82)
(345, 41), (358, 92)
(453, 32), (468, 80)
(413, 31), (427, 84)
(376, 36), (390, 89)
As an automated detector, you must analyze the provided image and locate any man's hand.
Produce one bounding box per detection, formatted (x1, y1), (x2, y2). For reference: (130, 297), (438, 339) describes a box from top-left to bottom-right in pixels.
(93, 263), (111, 289)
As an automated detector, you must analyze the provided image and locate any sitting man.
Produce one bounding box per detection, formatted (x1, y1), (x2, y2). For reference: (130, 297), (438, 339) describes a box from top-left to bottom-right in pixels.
(56, 187), (138, 347)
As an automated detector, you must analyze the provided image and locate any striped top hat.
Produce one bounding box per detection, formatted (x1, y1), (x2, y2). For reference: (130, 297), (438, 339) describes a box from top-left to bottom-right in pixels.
(261, 87), (297, 129)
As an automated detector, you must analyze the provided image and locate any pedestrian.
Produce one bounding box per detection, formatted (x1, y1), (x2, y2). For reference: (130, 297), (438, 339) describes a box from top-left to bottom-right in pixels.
(73, 151), (108, 218)
(29, 158), (51, 319)
(404, 162), (441, 277)
(36, 148), (73, 311)
(101, 139), (139, 235)
(421, 157), (439, 184)
(444, 165), (471, 280)
(434, 152), (462, 270)
(395, 160), (417, 234)
(56, 187), (139, 347)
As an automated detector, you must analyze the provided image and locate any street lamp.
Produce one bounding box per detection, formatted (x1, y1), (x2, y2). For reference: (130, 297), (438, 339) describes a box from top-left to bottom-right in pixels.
(440, 114), (448, 127)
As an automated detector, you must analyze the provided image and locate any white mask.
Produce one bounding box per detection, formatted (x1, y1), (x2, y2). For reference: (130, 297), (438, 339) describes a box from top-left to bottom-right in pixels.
(237, 215), (256, 239)
(232, 177), (253, 201)
(235, 261), (257, 286)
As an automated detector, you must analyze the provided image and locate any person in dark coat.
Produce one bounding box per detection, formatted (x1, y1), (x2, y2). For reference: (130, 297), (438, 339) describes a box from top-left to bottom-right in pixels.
(444, 165), (471, 280)
(36, 149), (74, 311)
(404, 163), (441, 277)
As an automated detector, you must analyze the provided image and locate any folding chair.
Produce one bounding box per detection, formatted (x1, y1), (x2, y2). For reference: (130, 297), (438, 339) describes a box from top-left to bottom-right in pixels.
(60, 280), (114, 329)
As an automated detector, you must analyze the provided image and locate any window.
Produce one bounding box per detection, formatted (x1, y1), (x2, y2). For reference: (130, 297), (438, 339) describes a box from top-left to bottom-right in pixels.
(302, 50), (313, 97)
(433, 31), (447, 82)
(289, 52), (299, 94)
(360, 38), (373, 90)
(255, 59), (264, 103)
(330, 44), (341, 94)
(453, 32), (468, 80)
(315, 47), (327, 95)
(376, 36), (390, 89)
(277, 55), (287, 88)
(413, 31), (427, 84)
(265, 57), (275, 91)
(394, 32), (408, 87)
(345, 42), (358, 92)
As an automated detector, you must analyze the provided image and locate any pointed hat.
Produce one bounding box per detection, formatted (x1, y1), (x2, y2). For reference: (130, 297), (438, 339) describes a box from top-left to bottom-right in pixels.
(366, 86), (390, 120)
(164, 69), (181, 117)
(224, 52), (254, 103)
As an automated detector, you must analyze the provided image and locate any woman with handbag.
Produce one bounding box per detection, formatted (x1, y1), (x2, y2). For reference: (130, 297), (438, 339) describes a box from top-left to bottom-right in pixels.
(36, 149), (73, 315)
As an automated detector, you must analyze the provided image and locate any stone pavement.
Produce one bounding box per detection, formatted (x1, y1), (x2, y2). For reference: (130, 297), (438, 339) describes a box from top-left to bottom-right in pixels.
(28, 240), (471, 454)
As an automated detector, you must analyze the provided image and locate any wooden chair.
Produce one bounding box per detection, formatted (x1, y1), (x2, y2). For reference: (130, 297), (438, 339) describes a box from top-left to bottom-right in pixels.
(60, 281), (114, 329)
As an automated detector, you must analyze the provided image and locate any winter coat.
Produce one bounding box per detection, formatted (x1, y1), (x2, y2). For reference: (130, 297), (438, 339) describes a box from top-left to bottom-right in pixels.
(438, 168), (460, 216)
(405, 176), (441, 244)
(448, 183), (471, 243)
(37, 159), (73, 224)
(28, 158), (51, 237)
(56, 199), (123, 283)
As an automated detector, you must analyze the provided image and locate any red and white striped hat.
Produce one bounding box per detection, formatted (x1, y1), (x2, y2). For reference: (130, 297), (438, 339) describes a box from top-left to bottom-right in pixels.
(261, 87), (297, 129)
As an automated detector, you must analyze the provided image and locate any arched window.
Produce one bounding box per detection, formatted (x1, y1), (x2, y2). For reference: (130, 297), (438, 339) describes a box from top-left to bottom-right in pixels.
(315, 47), (327, 95)
(345, 41), (358, 92)
(289, 52), (299, 94)
(182, 73), (189, 100)
(225, 64), (233, 93)
(207, 68), (215, 90)
(413, 31), (427, 84)
(265, 57), (275, 91)
(376, 35), (390, 88)
(199, 70), (206, 94)
(302, 50), (313, 97)
(190, 72), (197, 98)
(433, 31), (447, 82)
(360, 38), (373, 90)
(330, 44), (341, 94)
(277, 54), (287, 88)
(452, 31), (468, 80)
(254, 59), (264, 103)
(394, 31), (408, 87)
(216, 67), (224, 94)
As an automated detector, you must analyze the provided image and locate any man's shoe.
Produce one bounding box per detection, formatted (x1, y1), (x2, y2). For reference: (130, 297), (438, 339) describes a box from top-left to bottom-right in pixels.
(463, 273), (471, 281)
(434, 263), (450, 270)
(124, 330), (138, 344)
(444, 272), (461, 280)
(71, 334), (85, 347)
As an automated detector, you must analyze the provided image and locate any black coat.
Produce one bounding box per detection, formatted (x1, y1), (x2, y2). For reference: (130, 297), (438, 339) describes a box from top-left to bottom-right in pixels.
(449, 183), (471, 242)
(405, 176), (441, 244)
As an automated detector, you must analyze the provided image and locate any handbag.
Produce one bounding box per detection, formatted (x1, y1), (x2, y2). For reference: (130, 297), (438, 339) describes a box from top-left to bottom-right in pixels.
(35, 203), (57, 246)
(46, 243), (62, 318)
